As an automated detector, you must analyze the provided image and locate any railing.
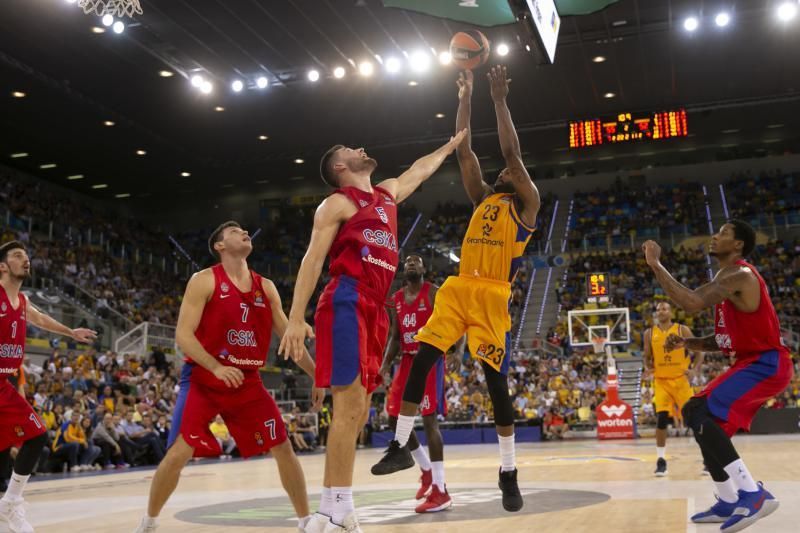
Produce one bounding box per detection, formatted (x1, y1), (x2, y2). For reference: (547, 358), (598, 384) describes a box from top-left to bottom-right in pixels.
(114, 322), (178, 356)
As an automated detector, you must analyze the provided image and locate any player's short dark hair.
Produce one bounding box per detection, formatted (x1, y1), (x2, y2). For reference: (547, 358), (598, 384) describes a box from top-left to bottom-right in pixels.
(320, 144), (345, 187)
(727, 219), (756, 257)
(0, 241), (25, 263)
(208, 221), (241, 260)
(655, 300), (671, 309)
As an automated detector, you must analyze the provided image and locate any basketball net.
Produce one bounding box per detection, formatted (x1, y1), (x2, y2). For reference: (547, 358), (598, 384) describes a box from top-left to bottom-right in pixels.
(79, 0), (143, 18)
(591, 337), (607, 354)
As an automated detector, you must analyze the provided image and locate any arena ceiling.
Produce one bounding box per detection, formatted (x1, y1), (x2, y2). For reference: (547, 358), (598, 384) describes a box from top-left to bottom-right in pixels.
(1, 0), (799, 209)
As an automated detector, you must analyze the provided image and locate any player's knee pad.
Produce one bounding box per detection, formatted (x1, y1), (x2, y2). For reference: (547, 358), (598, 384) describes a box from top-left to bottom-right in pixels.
(656, 411), (670, 430)
(401, 343), (442, 404)
(681, 397), (710, 433)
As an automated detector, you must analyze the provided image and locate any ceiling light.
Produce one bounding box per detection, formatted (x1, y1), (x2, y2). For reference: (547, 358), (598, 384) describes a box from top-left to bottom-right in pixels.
(358, 61), (374, 77)
(91, 27), (105, 34)
(435, 113), (445, 118)
(438, 51), (452, 65)
(408, 80), (418, 86)
(180, 172), (191, 177)
(294, 158), (305, 164)
(307, 69), (320, 82)
(777, 2), (798, 21)
(258, 135), (269, 140)
(190, 75), (204, 88)
(604, 92), (616, 98)
(593, 55), (606, 63)
(612, 19), (627, 26)
(66, 0), (77, 4)
(333, 66), (346, 79)
(409, 50), (431, 72)
(290, 176), (304, 181)
(136, 149), (146, 155)
(115, 193), (131, 198)
(112, 21), (125, 34)
(385, 57), (402, 73)
(374, 54), (383, 64)
(214, 106), (224, 112)
(256, 76), (268, 89)
(767, 123), (784, 128)
(496, 43), (510, 56)
(92, 184), (108, 189)
(715, 12), (731, 27)
(39, 163), (57, 169)
(525, 44), (531, 52)
(231, 79), (244, 92)
(104, 120), (115, 126)
(67, 174), (84, 180)
(102, 14), (114, 27)
(721, 129), (740, 134)
(683, 16), (699, 32)
(159, 70), (173, 77)
(200, 81), (213, 94)
(10, 152), (28, 158)
(11, 91), (25, 98)
(255, 179), (269, 184)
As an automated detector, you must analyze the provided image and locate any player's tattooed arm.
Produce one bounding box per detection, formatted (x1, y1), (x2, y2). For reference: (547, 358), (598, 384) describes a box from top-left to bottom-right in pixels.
(686, 335), (720, 352)
(455, 70), (493, 205)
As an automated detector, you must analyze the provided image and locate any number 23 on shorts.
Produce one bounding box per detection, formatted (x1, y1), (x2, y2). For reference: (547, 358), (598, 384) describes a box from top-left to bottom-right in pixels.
(477, 343), (505, 366)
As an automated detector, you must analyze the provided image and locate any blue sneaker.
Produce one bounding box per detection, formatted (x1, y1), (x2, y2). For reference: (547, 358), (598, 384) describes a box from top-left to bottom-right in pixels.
(691, 497), (737, 523)
(720, 482), (779, 532)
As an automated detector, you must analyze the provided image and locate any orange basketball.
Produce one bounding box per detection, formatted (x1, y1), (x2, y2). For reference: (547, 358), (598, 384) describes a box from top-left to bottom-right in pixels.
(450, 30), (490, 70)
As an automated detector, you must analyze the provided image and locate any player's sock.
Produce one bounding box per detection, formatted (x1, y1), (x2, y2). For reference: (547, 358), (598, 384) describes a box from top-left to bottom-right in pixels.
(0, 472), (30, 502)
(723, 459), (758, 493)
(298, 515), (311, 528)
(319, 487), (333, 516)
(715, 478), (739, 503)
(330, 486), (354, 525)
(498, 434), (516, 472)
(395, 415), (415, 447)
(411, 446), (432, 471)
(432, 461), (446, 490)
(656, 446), (666, 460)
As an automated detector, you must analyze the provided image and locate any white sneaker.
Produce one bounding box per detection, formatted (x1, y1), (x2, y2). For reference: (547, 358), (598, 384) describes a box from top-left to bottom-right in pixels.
(70, 465), (81, 473)
(0, 498), (34, 533)
(133, 516), (158, 532)
(324, 513), (362, 533)
(303, 513), (331, 533)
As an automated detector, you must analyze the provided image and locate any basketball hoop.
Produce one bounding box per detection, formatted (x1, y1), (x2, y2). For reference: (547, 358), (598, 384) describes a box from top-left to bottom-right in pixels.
(79, 0), (143, 18)
(591, 337), (607, 354)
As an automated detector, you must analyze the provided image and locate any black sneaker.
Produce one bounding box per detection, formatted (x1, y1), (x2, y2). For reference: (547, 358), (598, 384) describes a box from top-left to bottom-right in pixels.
(498, 468), (523, 512)
(654, 458), (667, 477)
(371, 440), (414, 475)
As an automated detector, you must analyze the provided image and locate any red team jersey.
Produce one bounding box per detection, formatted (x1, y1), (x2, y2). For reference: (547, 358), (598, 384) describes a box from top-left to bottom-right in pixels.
(394, 282), (434, 356)
(0, 286), (26, 384)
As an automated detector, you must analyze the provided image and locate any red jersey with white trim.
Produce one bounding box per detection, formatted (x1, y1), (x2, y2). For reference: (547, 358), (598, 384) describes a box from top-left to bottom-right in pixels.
(186, 264), (273, 390)
(393, 282), (433, 356)
(0, 286), (26, 384)
(714, 259), (787, 361)
(327, 186), (399, 301)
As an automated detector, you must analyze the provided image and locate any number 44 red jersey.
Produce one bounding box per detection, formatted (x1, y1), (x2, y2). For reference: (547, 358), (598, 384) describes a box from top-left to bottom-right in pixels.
(186, 264), (273, 390)
(393, 282), (433, 356)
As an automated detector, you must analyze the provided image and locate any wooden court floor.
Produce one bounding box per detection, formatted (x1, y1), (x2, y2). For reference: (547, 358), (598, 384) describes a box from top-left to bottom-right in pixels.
(18, 434), (800, 533)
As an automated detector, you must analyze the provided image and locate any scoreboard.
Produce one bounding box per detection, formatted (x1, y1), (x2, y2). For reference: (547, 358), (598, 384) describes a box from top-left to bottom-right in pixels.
(569, 109), (688, 148)
(586, 272), (610, 303)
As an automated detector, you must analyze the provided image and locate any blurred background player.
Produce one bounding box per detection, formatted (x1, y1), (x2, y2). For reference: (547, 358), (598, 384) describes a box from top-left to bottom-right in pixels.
(0, 241), (97, 533)
(643, 301), (702, 476)
(378, 254), (465, 513)
(135, 222), (323, 533)
(643, 220), (793, 532)
(280, 132), (465, 532)
(371, 66), (540, 513)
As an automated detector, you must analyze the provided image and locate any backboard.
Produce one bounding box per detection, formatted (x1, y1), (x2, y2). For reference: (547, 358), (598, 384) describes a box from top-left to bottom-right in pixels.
(567, 307), (630, 348)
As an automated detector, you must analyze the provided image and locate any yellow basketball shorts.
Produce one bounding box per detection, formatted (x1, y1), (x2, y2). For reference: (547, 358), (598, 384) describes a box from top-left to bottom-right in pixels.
(653, 376), (694, 416)
(414, 275), (512, 374)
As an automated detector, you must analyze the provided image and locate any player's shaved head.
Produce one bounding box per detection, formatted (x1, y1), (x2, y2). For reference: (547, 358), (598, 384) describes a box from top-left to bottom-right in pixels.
(320, 144), (345, 187)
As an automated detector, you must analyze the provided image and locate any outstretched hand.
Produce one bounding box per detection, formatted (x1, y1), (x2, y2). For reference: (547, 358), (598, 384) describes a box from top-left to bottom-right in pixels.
(444, 129), (468, 154)
(488, 65), (511, 102)
(457, 70), (473, 100)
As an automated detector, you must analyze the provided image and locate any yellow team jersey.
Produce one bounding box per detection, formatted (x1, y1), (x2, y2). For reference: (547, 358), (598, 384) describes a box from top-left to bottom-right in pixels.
(651, 323), (691, 379)
(459, 193), (535, 282)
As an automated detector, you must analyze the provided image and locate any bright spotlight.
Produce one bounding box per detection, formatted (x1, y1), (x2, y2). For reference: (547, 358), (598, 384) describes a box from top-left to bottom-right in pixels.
(496, 43), (510, 56)
(231, 80), (244, 92)
(101, 14), (114, 27)
(256, 76), (268, 89)
(683, 16), (699, 31)
(200, 81), (213, 94)
(385, 57), (402, 73)
(777, 1), (798, 21)
(307, 69), (320, 82)
(66, 0), (77, 4)
(190, 75), (204, 88)
(715, 12), (731, 27)
(333, 66), (346, 79)
(358, 61), (374, 77)
(438, 51), (452, 65)
(409, 50), (431, 73)
(112, 21), (125, 34)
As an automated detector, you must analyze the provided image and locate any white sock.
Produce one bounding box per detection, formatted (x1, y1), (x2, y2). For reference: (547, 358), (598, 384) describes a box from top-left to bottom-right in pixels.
(395, 415), (415, 447)
(298, 515), (311, 528)
(723, 459), (758, 493)
(715, 478), (739, 503)
(432, 461), (445, 490)
(330, 486), (354, 525)
(410, 446), (432, 471)
(319, 487), (333, 517)
(1, 472), (30, 502)
(656, 447), (666, 460)
(498, 434), (516, 472)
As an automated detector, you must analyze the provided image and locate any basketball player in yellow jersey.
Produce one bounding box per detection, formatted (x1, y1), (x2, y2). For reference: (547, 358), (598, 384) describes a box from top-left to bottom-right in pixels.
(372, 66), (539, 513)
(644, 301), (703, 476)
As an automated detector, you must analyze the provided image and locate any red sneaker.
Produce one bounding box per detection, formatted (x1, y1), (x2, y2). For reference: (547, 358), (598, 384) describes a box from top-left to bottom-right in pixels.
(415, 485), (452, 513)
(416, 469), (432, 500)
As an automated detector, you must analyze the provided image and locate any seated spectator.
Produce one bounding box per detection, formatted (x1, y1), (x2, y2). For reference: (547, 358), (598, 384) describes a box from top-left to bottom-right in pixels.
(91, 412), (128, 469)
(120, 411), (165, 464)
(62, 411), (101, 471)
(209, 415), (236, 459)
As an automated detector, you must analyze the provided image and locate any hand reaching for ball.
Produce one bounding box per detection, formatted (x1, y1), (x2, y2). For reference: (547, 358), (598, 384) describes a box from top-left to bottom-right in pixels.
(457, 70), (473, 101)
(488, 65), (511, 102)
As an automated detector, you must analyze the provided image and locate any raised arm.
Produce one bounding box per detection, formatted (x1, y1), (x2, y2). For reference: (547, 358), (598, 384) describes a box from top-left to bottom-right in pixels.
(488, 66), (540, 227)
(377, 129), (467, 203)
(456, 70), (493, 205)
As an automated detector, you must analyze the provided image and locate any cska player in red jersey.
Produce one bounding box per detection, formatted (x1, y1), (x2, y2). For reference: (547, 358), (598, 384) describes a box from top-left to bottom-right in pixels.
(378, 255), (464, 513)
(135, 222), (324, 533)
(0, 241), (97, 533)
(280, 129), (466, 532)
(643, 219), (793, 533)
